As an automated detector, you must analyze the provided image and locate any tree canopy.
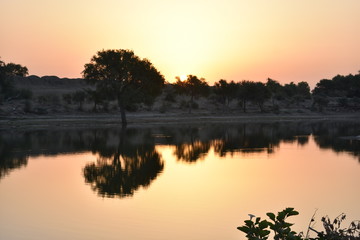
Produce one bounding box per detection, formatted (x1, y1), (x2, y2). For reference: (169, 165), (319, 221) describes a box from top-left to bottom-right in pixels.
(174, 75), (209, 113)
(82, 49), (165, 125)
(313, 73), (360, 98)
(0, 58), (29, 102)
(213, 79), (238, 110)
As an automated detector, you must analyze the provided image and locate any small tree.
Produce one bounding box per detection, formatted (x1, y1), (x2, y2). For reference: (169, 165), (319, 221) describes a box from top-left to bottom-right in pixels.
(266, 78), (283, 108)
(251, 82), (271, 112)
(72, 90), (86, 110)
(174, 75), (209, 113)
(84, 88), (105, 111)
(83, 49), (165, 126)
(3, 63), (28, 77)
(0, 58), (29, 102)
(238, 81), (255, 113)
(213, 79), (239, 111)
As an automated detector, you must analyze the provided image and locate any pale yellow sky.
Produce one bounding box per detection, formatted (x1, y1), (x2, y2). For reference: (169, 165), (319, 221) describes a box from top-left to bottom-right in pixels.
(1, 0), (359, 87)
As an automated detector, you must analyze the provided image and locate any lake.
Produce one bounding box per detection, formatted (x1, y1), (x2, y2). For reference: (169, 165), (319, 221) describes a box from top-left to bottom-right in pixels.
(1, 120), (359, 240)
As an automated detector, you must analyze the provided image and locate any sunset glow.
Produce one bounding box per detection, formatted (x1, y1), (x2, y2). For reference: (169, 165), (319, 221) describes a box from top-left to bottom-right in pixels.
(179, 75), (187, 81)
(1, 0), (359, 87)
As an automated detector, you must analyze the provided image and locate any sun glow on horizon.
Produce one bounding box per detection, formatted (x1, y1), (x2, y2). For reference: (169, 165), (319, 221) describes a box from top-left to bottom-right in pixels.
(179, 75), (187, 81)
(1, 0), (359, 87)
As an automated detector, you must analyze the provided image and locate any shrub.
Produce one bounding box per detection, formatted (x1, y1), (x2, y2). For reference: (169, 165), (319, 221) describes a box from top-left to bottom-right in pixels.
(237, 208), (360, 240)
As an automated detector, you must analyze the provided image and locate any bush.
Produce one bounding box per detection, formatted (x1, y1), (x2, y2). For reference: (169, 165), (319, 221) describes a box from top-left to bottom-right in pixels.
(237, 208), (360, 240)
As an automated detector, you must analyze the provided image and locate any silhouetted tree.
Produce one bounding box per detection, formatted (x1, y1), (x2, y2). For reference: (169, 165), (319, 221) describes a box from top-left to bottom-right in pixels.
(238, 81), (270, 112)
(174, 75), (209, 113)
(84, 88), (105, 111)
(297, 81), (311, 99)
(266, 78), (283, 108)
(82, 49), (165, 126)
(2, 62), (28, 77)
(213, 79), (238, 111)
(238, 80), (253, 113)
(72, 90), (86, 110)
(283, 82), (298, 98)
(0, 58), (29, 102)
(251, 82), (271, 112)
(313, 73), (360, 98)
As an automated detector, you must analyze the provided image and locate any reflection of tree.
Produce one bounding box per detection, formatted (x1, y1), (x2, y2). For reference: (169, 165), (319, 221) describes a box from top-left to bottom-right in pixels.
(83, 129), (164, 198)
(0, 154), (28, 179)
(174, 141), (210, 163)
(0, 135), (28, 179)
(168, 127), (211, 163)
(312, 122), (360, 162)
(1, 120), (359, 182)
(210, 122), (312, 157)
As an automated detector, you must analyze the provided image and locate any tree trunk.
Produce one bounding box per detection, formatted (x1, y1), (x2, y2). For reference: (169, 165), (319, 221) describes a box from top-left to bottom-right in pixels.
(120, 106), (127, 126)
(189, 95), (193, 114)
(258, 102), (264, 112)
(118, 97), (127, 127)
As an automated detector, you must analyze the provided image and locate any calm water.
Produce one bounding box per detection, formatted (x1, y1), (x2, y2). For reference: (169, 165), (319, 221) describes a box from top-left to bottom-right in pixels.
(1, 121), (359, 240)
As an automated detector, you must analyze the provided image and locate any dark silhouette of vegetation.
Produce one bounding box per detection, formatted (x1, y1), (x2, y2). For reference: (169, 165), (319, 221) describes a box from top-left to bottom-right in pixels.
(313, 73), (360, 98)
(237, 81), (271, 112)
(174, 75), (209, 113)
(266, 78), (283, 110)
(0, 58), (29, 103)
(312, 72), (360, 111)
(251, 82), (271, 112)
(1, 121), (359, 182)
(83, 128), (164, 198)
(82, 49), (165, 125)
(238, 208), (360, 240)
(84, 88), (105, 111)
(0, 59), (28, 77)
(72, 90), (86, 110)
(237, 80), (254, 113)
(213, 79), (239, 111)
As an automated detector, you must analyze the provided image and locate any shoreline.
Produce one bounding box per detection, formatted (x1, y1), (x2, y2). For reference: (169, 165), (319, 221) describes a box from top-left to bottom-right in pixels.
(1, 112), (359, 130)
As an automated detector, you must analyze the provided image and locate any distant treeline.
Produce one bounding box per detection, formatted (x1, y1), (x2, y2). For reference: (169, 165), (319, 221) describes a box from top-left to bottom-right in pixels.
(1, 56), (360, 116)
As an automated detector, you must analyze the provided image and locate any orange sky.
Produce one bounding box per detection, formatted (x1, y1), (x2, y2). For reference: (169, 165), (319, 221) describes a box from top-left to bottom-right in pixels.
(1, 0), (359, 88)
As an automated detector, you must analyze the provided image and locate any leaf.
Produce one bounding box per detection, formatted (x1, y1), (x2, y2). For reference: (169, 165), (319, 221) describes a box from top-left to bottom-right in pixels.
(260, 230), (271, 237)
(277, 211), (286, 221)
(285, 207), (295, 212)
(237, 226), (250, 233)
(284, 222), (293, 228)
(259, 220), (269, 229)
(244, 220), (254, 227)
(288, 210), (299, 217)
(267, 212), (276, 221)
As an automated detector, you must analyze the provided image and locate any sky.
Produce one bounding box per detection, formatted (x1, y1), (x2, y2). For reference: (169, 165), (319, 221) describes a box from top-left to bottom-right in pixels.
(1, 0), (359, 88)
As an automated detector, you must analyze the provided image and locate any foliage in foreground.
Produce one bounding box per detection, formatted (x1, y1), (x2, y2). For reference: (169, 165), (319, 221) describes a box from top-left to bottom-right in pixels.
(237, 208), (360, 240)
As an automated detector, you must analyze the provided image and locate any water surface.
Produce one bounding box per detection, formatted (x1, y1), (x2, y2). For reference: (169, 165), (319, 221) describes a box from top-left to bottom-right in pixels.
(1, 121), (359, 239)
